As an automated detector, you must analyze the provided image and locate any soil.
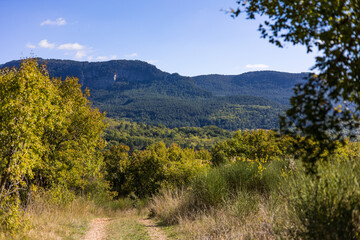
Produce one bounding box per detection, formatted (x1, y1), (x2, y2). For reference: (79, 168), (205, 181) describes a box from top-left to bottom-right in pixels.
(81, 218), (112, 240)
(138, 218), (168, 240)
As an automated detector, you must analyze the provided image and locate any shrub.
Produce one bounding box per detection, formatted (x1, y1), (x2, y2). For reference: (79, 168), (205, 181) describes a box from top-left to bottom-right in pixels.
(211, 129), (289, 166)
(282, 159), (360, 239)
(104, 142), (210, 198)
(191, 159), (285, 208)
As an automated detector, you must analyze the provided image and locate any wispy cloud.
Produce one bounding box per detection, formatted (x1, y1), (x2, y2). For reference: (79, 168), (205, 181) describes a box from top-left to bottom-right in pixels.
(31, 38), (116, 61)
(56, 42), (88, 59)
(58, 43), (84, 50)
(26, 43), (36, 49)
(38, 39), (55, 49)
(125, 53), (138, 58)
(74, 51), (87, 59)
(245, 64), (269, 69)
(96, 56), (108, 61)
(95, 55), (117, 61)
(146, 60), (158, 65)
(40, 17), (66, 26)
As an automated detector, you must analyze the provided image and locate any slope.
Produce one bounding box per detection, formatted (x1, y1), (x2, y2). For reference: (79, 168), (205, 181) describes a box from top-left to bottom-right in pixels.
(1, 59), (302, 130)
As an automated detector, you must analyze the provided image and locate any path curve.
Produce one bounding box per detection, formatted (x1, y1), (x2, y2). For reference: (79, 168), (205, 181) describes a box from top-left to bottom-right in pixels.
(82, 218), (111, 240)
(139, 218), (167, 240)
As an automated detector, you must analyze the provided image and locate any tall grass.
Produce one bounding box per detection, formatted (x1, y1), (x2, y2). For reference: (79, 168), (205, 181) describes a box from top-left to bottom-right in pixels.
(151, 154), (360, 239)
(150, 159), (288, 239)
(0, 197), (101, 239)
(190, 160), (285, 209)
(0, 192), (138, 239)
(278, 159), (360, 239)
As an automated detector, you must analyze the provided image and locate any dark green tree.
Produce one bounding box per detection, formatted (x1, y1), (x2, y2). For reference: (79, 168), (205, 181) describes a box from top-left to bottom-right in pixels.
(231, 0), (360, 173)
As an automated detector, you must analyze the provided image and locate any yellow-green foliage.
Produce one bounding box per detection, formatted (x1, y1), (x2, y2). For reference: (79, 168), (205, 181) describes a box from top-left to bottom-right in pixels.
(104, 118), (232, 151)
(0, 60), (55, 230)
(0, 59), (107, 232)
(151, 141), (360, 239)
(104, 142), (210, 198)
(211, 129), (289, 165)
(40, 76), (106, 196)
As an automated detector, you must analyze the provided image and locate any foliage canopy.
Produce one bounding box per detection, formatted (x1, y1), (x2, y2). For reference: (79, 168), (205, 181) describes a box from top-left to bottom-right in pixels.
(0, 59), (106, 231)
(231, 0), (360, 173)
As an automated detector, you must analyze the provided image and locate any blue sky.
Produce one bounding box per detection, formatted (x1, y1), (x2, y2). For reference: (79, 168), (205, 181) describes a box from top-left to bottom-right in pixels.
(0, 0), (317, 76)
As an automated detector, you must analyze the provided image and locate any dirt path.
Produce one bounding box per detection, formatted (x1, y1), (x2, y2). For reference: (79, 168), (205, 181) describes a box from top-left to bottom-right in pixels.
(81, 218), (112, 240)
(138, 218), (167, 240)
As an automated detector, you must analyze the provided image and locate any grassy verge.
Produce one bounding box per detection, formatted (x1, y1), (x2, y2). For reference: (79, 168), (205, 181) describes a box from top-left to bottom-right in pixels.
(1, 197), (103, 240)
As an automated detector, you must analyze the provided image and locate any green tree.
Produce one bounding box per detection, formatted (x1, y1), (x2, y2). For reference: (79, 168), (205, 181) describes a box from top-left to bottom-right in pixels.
(104, 142), (210, 198)
(0, 60), (55, 230)
(0, 59), (107, 231)
(103, 145), (130, 196)
(211, 130), (288, 166)
(231, 0), (360, 173)
(38, 76), (106, 201)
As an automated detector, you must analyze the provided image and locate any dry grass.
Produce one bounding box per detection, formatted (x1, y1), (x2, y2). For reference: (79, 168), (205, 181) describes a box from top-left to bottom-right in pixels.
(1, 197), (107, 240)
(150, 188), (282, 240)
(149, 188), (192, 225)
(177, 201), (276, 240)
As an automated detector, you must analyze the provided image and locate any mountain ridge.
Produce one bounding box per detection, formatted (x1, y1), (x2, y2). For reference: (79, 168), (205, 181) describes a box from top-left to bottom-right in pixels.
(1, 58), (309, 130)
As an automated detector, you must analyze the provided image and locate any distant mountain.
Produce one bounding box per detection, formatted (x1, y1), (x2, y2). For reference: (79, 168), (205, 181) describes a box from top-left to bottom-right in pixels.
(2, 59), (211, 98)
(193, 71), (308, 105)
(1, 58), (309, 130)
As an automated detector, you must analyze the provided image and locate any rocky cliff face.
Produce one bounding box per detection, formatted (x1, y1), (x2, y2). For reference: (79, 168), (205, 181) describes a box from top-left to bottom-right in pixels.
(2, 59), (168, 90)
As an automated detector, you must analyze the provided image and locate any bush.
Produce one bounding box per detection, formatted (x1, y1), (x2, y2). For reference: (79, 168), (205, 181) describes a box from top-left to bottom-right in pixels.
(191, 159), (285, 208)
(104, 142), (210, 198)
(281, 159), (360, 239)
(211, 129), (289, 166)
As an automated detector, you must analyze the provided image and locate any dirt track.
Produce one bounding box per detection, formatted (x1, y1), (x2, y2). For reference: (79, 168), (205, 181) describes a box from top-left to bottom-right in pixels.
(138, 218), (167, 240)
(81, 218), (111, 240)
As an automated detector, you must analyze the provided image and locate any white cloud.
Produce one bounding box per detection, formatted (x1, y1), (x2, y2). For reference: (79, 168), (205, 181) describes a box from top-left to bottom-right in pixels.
(96, 56), (108, 61)
(245, 64), (269, 69)
(125, 53), (138, 58)
(93, 55), (117, 61)
(58, 43), (84, 50)
(74, 51), (87, 59)
(40, 17), (66, 26)
(55, 42), (88, 59)
(146, 60), (158, 65)
(38, 39), (55, 49)
(26, 43), (36, 49)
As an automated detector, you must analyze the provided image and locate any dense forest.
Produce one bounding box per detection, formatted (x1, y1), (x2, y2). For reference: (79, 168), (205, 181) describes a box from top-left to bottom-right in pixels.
(1, 59), (304, 130)
(193, 71), (308, 104)
(104, 118), (232, 151)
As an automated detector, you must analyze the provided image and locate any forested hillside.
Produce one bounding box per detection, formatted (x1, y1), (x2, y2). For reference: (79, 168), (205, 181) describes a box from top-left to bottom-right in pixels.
(1, 59), (305, 130)
(104, 118), (232, 151)
(193, 71), (308, 104)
